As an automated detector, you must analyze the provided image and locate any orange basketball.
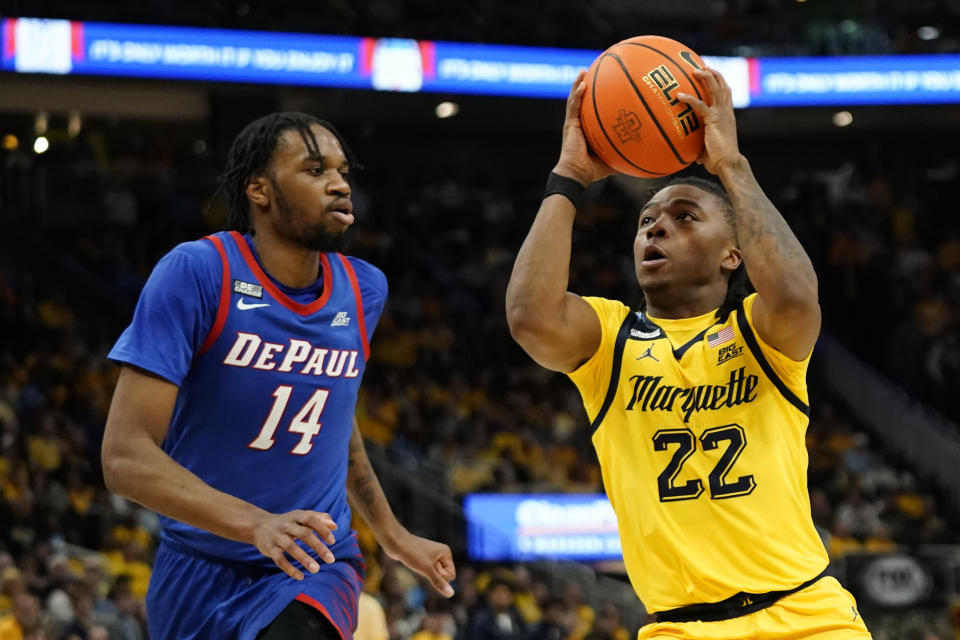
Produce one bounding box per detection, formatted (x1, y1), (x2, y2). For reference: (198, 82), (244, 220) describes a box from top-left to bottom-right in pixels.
(580, 35), (709, 178)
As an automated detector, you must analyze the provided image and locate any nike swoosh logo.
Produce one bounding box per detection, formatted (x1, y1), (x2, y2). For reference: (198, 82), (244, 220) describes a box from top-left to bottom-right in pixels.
(237, 298), (270, 310)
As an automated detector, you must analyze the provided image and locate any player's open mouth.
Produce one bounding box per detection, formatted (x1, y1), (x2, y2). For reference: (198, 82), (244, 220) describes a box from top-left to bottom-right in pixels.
(641, 245), (668, 267)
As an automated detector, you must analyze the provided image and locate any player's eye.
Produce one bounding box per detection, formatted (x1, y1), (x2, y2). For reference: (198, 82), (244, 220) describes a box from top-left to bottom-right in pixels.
(640, 215), (654, 226)
(677, 210), (695, 220)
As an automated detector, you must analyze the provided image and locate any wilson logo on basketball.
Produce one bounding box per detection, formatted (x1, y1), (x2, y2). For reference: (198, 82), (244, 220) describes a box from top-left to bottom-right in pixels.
(613, 109), (643, 143)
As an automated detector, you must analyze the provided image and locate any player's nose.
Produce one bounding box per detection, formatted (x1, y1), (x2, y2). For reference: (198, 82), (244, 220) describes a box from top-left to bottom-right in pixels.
(645, 216), (669, 239)
(327, 173), (351, 198)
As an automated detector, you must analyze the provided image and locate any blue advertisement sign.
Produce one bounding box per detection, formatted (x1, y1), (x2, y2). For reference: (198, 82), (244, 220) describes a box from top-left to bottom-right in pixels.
(751, 55), (960, 106)
(4, 17), (960, 106)
(1, 18), (366, 87)
(464, 493), (622, 562)
(425, 41), (596, 98)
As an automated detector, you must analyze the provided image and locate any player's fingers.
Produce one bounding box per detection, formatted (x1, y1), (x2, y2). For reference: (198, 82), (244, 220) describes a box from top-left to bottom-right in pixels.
(283, 538), (322, 574)
(283, 522), (333, 561)
(297, 529), (335, 565)
(707, 68), (732, 103)
(675, 91), (709, 117)
(427, 566), (455, 598)
(708, 67), (727, 88)
(436, 553), (457, 580)
(692, 68), (721, 102)
(565, 71), (587, 121)
(300, 512), (338, 545)
(271, 546), (304, 581)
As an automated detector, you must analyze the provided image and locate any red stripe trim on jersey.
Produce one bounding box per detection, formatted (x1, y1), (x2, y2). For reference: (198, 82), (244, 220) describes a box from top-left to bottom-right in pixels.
(345, 563), (363, 586)
(295, 593), (347, 640)
(338, 254), (369, 361)
(228, 231), (333, 315)
(197, 235), (231, 356)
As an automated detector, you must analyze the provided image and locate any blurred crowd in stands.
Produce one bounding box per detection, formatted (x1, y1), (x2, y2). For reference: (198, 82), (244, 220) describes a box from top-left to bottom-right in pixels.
(6, 0), (960, 56)
(1, 114), (959, 640)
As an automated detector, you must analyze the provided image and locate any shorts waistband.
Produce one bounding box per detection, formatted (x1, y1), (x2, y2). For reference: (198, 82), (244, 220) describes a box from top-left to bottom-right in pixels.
(653, 570), (828, 624)
(158, 535), (366, 579)
(158, 536), (278, 577)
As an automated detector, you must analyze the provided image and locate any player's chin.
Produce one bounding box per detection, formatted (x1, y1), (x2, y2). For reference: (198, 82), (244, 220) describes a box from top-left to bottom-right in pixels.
(300, 226), (350, 253)
(635, 266), (671, 288)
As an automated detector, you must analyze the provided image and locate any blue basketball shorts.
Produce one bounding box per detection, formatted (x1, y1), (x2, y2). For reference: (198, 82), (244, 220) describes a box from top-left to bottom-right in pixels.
(146, 536), (365, 640)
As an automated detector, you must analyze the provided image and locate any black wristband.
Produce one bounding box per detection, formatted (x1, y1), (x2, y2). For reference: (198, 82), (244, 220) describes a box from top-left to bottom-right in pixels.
(543, 171), (586, 209)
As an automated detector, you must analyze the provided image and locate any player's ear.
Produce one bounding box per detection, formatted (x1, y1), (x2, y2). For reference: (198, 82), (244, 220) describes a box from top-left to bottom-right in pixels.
(246, 176), (271, 208)
(721, 246), (742, 273)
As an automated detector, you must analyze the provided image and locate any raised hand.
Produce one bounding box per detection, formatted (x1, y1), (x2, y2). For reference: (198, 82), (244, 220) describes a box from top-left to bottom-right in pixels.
(554, 70), (616, 186)
(252, 510), (338, 581)
(676, 68), (742, 175)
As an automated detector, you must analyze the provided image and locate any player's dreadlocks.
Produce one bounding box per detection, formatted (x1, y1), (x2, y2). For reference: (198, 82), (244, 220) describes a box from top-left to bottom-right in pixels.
(214, 112), (361, 234)
(640, 175), (753, 322)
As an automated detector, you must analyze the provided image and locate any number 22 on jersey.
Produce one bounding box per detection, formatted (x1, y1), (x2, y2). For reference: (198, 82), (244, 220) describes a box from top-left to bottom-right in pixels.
(248, 385), (330, 455)
(653, 423), (757, 502)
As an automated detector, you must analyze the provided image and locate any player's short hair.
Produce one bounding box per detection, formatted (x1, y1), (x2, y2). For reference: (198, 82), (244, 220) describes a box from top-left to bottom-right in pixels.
(641, 175), (753, 322)
(214, 112), (360, 234)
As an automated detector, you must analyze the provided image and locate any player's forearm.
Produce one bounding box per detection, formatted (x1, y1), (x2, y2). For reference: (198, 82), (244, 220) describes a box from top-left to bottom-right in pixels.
(717, 155), (818, 309)
(103, 433), (265, 544)
(505, 194), (578, 336)
(346, 421), (406, 554)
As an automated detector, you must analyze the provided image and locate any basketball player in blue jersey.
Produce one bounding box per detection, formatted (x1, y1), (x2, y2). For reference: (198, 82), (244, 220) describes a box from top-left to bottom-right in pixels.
(506, 70), (872, 639)
(102, 113), (456, 640)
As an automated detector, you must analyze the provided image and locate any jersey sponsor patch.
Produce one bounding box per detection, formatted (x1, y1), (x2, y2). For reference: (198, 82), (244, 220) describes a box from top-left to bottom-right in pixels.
(233, 279), (264, 298)
(331, 311), (351, 327)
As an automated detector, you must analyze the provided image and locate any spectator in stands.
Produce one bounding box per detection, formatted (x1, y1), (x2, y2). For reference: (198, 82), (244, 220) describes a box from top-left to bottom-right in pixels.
(469, 577), (525, 640)
(103, 583), (145, 640)
(587, 603), (628, 640)
(411, 598), (455, 640)
(525, 597), (568, 640)
(0, 593), (43, 640)
(559, 584), (592, 640)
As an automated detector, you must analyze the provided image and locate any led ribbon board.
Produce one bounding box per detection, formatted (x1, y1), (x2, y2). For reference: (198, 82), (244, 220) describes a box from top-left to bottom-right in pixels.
(4, 17), (960, 106)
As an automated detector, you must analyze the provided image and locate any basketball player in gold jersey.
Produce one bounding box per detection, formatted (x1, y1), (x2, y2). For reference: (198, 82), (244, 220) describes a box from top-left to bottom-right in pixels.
(506, 67), (872, 639)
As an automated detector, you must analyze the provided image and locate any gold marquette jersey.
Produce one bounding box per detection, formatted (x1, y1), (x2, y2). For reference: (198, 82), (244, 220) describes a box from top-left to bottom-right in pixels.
(568, 293), (828, 613)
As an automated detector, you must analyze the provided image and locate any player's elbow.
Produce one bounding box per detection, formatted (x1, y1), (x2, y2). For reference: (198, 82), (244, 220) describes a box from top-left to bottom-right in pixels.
(101, 444), (127, 497)
(101, 433), (141, 498)
(506, 303), (546, 347)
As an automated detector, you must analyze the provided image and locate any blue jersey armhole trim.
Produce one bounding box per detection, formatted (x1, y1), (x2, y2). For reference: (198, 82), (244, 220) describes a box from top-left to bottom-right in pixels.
(589, 312), (638, 435)
(734, 301), (810, 416)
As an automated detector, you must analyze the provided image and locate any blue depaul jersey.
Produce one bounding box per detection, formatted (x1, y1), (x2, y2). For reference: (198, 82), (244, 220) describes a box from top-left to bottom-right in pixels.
(109, 231), (387, 566)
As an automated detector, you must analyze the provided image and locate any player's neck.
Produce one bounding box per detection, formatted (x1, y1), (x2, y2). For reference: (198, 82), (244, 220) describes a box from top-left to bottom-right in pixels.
(643, 283), (726, 320)
(250, 231), (320, 289)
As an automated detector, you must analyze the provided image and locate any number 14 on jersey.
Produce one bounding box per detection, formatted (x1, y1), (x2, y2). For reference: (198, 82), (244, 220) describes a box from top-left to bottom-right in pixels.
(248, 385), (330, 455)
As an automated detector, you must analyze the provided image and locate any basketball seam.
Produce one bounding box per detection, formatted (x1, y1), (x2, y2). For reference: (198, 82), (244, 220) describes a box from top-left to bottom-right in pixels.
(607, 52), (687, 166)
(590, 54), (667, 177)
